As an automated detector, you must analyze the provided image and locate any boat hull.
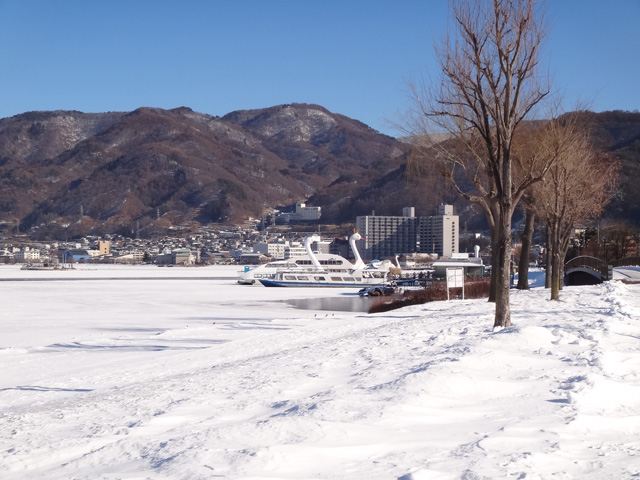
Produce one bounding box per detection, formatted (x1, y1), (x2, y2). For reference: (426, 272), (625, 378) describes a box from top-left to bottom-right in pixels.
(259, 278), (388, 288)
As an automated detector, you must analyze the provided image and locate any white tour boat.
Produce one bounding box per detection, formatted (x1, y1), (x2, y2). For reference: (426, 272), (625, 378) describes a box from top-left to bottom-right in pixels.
(258, 233), (390, 288)
(237, 259), (302, 285)
(237, 232), (377, 285)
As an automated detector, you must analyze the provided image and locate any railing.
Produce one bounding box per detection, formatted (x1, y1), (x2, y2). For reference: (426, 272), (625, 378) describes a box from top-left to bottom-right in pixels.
(610, 256), (640, 268)
(565, 256), (612, 281)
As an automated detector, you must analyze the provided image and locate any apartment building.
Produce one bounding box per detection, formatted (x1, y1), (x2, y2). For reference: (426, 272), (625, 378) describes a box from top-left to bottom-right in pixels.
(356, 205), (459, 260)
(13, 247), (40, 262)
(418, 204), (459, 258)
(253, 241), (288, 260)
(355, 208), (417, 260)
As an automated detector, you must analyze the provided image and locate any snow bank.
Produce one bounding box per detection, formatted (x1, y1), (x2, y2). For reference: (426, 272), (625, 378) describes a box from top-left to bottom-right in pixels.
(1, 265), (639, 479)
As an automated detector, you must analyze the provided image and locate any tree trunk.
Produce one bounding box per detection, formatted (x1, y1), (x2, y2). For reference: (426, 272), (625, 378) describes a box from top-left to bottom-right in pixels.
(548, 218), (561, 300)
(545, 227), (551, 288)
(517, 210), (535, 290)
(550, 250), (561, 300)
(558, 228), (572, 291)
(493, 210), (512, 328)
(489, 237), (499, 303)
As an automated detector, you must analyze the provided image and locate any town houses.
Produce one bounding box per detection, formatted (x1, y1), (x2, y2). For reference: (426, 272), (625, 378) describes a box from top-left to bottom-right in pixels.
(0, 205), (511, 268)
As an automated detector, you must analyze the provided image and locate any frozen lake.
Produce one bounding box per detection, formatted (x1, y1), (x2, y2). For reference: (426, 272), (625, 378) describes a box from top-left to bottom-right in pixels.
(0, 263), (368, 352)
(2, 263), (640, 479)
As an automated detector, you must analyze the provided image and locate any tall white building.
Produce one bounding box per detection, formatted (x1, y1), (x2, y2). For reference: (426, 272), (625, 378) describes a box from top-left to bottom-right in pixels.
(356, 209), (417, 260)
(355, 205), (459, 260)
(418, 204), (459, 258)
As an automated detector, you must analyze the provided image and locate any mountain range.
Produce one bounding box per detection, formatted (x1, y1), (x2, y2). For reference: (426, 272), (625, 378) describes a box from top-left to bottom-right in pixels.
(0, 104), (638, 239)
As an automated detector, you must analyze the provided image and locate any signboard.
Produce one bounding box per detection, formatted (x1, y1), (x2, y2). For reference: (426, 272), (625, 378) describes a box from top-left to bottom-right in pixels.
(446, 267), (465, 300)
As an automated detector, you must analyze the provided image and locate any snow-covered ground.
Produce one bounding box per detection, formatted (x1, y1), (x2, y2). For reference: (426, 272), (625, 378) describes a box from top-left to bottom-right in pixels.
(1, 264), (639, 479)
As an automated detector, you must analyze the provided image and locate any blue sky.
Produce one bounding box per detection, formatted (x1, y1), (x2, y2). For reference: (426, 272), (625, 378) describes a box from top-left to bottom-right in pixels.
(0, 1), (638, 136)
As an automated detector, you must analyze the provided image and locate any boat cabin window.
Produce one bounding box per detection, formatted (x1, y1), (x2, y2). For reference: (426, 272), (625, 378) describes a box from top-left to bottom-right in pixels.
(314, 276), (326, 281)
(321, 259), (343, 265)
(296, 259), (344, 266)
(285, 275), (297, 280)
(344, 277), (356, 282)
(297, 276), (309, 281)
(331, 277), (343, 281)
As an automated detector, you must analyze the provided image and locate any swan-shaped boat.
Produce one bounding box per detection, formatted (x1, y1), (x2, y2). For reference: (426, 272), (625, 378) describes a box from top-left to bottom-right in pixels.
(258, 233), (390, 287)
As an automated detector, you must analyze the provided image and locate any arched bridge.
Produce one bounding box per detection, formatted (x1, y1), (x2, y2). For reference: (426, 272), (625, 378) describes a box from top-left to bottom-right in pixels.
(564, 256), (613, 285)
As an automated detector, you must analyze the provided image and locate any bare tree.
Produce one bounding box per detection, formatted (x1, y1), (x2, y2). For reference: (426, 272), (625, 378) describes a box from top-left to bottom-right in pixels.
(516, 205), (536, 289)
(530, 113), (619, 300)
(598, 221), (639, 261)
(512, 122), (553, 290)
(408, 0), (550, 327)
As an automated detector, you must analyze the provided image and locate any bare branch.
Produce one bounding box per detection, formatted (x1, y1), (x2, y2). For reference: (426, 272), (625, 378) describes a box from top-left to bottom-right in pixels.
(405, 0), (550, 327)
